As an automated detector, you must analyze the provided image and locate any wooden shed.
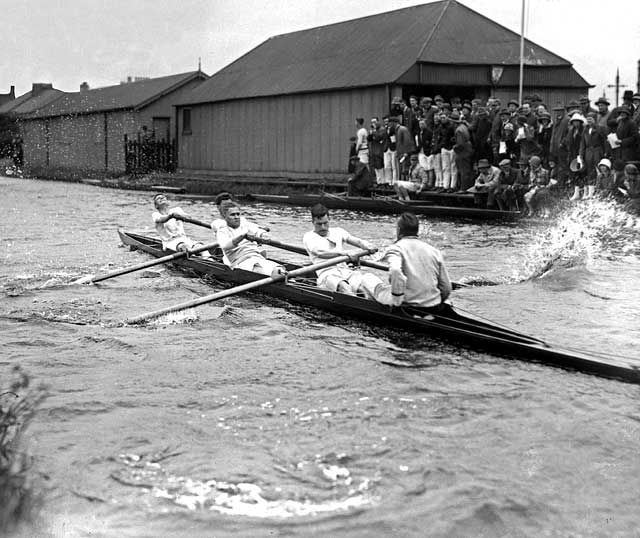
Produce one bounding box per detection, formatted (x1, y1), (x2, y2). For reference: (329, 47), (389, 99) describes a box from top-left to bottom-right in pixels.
(20, 71), (207, 178)
(176, 0), (590, 179)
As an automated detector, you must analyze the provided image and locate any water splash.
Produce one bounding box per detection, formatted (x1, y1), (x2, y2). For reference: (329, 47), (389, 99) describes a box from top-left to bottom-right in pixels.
(112, 452), (376, 518)
(510, 198), (639, 283)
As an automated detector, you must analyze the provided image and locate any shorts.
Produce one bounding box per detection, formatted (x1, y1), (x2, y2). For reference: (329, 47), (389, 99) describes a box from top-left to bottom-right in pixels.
(235, 255), (284, 276)
(395, 180), (421, 192)
(163, 236), (198, 252)
(318, 267), (362, 292)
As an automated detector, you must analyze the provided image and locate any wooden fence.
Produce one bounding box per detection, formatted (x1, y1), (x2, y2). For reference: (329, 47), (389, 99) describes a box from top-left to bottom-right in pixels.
(124, 134), (176, 175)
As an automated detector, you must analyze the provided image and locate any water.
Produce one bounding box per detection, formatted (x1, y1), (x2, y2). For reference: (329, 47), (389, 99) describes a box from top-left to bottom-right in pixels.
(1, 177), (639, 538)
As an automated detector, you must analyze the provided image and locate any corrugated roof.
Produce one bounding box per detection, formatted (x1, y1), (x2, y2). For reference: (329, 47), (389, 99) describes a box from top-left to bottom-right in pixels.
(0, 88), (65, 115)
(181, 0), (580, 105)
(25, 71), (204, 119)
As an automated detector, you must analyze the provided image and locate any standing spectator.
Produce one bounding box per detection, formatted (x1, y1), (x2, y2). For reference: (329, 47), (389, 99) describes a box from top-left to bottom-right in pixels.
(401, 99), (420, 140)
(368, 117), (386, 184)
(611, 105), (640, 164)
(595, 97), (611, 131)
(506, 99), (520, 123)
(431, 113), (444, 190)
(632, 94), (640, 126)
(421, 97), (436, 129)
(550, 103), (570, 186)
(579, 112), (607, 199)
(416, 118), (434, 189)
(579, 95), (597, 117)
(383, 115), (398, 185)
(439, 112), (457, 192)
(409, 95), (422, 120)
(469, 107), (493, 163)
(497, 121), (518, 163)
(562, 113), (586, 200)
(355, 118), (369, 164)
(453, 113), (474, 191)
(396, 119), (415, 181)
(536, 111), (553, 165)
(520, 102), (538, 129)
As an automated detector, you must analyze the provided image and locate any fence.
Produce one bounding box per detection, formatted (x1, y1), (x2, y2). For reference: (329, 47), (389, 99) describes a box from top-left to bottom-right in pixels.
(124, 134), (177, 175)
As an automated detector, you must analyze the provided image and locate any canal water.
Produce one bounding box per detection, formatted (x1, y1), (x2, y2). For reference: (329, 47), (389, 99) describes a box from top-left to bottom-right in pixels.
(1, 176), (639, 538)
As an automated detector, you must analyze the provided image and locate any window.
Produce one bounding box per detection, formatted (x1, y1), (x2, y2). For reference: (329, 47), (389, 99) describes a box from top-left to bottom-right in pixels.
(182, 108), (192, 134)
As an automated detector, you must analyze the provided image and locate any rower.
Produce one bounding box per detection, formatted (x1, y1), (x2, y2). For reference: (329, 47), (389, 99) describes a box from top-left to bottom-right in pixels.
(302, 203), (382, 296)
(376, 212), (452, 311)
(151, 194), (211, 257)
(216, 200), (285, 277)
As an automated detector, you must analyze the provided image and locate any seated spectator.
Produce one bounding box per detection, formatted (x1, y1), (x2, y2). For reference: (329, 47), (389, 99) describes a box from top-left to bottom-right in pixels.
(469, 159), (500, 207)
(523, 156), (551, 217)
(622, 164), (640, 215)
(493, 159), (524, 211)
(395, 153), (429, 200)
(595, 158), (616, 198)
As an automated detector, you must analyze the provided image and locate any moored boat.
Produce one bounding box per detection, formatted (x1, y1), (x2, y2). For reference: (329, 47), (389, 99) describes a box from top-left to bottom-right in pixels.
(118, 230), (640, 384)
(247, 193), (521, 220)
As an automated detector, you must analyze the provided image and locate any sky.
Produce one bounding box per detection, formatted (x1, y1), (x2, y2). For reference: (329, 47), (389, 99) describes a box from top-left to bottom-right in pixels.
(2, 0), (639, 104)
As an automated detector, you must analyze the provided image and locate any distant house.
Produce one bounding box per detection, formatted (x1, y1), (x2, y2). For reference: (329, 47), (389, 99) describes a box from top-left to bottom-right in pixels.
(0, 83), (64, 164)
(176, 0), (590, 179)
(20, 71), (207, 178)
(0, 86), (16, 108)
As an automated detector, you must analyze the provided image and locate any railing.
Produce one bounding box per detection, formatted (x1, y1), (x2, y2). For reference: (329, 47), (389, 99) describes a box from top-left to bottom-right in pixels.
(124, 134), (176, 175)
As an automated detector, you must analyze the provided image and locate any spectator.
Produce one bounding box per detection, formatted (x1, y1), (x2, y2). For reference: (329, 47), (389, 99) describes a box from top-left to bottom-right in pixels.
(431, 113), (444, 190)
(595, 97), (611, 131)
(453, 112), (474, 191)
(355, 118), (369, 164)
(562, 113), (586, 201)
(469, 107), (493, 163)
(416, 118), (435, 189)
(550, 103), (570, 186)
(383, 115), (399, 185)
(347, 158), (374, 197)
(395, 153), (429, 200)
(536, 111), (553, 165)
(470, 158), (500, 207)
(595, 158), (616, 198)
(368, 116), (386, 184)
(610, 105), (640, 164)
(493, 158), (523, 211)
(439, 112), (457, 192)
(396, 118), (415, 181)
(579, 112), (607, 199)
(578, 95), (597, 117)
(523, 155), (551, 217)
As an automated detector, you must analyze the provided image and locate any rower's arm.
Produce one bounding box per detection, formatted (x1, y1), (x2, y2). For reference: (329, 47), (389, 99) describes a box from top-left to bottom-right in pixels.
(437, 256), (452, 303)
(344, 234), (376, 253)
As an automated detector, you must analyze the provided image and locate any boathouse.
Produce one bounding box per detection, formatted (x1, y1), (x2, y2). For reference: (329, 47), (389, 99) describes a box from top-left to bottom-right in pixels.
(20, 71), (207, 178)
(176, 0), (590, 179)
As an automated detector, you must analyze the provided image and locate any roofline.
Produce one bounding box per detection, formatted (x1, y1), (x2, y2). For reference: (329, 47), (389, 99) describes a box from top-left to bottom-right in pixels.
(449, 0), (571, 66)
(20, 106), (134, 121)
(134, 71), (208, 110)
(416, 0), (451, 59)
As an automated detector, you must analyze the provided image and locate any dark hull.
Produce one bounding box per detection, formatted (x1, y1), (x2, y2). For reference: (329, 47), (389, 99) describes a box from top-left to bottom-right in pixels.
(248, 193), (520, 221)
(118, 230), (640, 384)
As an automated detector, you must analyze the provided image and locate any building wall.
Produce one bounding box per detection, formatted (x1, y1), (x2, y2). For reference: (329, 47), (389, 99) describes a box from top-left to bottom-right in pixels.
(138, 77), (205, 142)
(493, 88), (584, 109)
(21, 110), (137, 177)
(177, 86), (387, 177)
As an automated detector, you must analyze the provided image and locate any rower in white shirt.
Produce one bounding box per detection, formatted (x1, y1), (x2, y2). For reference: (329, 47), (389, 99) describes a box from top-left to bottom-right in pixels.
(215, 200), (284, 277)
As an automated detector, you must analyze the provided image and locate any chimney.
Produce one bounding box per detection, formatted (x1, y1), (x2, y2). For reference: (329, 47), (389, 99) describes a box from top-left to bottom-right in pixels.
(127, 76), (132, 83)
(637, 59), (640, 93)
(9, 86), (15, 99)
(32, 83), (53, 97)
(80, 81), (90, 92)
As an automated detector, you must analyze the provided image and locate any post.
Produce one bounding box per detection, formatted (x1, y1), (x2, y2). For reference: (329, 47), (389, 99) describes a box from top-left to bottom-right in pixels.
(518, 0), (525, 105)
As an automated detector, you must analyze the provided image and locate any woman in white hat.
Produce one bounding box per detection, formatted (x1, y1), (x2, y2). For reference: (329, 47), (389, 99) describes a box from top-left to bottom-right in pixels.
(595, 158), (615, 197)
(562, 112), (586, 200)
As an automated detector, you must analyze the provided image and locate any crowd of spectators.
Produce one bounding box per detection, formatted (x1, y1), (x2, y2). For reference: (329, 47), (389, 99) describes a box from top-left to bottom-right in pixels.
(349, 90), (640, 216)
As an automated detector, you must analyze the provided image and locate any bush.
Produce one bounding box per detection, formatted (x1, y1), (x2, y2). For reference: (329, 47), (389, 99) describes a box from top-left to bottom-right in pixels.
(0, 366), (46, 533)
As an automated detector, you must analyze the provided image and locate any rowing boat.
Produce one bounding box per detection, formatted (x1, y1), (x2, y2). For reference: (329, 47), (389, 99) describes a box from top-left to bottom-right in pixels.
(247, 193), (521, 220)
(118, 230), (640, 384)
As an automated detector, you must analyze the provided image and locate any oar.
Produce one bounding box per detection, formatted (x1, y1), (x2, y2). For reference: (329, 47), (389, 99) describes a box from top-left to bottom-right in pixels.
(73, 242), (218, 284)
(245, 235), (473, 290)
(246, 235), (389, 271)
(126, 248), (373, 324)
(176, 214), (270, 232)
(175, 215), (213, 229)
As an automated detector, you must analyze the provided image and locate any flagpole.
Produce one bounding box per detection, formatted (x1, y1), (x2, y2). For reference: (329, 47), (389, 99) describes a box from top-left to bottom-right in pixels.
(518, 0), (525, 104)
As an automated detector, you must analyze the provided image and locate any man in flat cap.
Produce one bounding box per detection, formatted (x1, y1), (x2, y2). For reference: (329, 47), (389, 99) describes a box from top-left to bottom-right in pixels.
(550, 103), (570, 187)
(595, 97), (611, 130)
(579, 95), (596, 117)
(611, 105), (640, 164)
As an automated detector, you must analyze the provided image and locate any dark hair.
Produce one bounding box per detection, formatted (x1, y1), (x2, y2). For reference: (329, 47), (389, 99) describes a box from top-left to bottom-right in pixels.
(355, 118), (364, 126)
(215, 192), (232, 205)
(397, 212), (419, 237)
(152, 193), (165, 203)
(310, 203), (328, 220)
(382, 114), (390, 120)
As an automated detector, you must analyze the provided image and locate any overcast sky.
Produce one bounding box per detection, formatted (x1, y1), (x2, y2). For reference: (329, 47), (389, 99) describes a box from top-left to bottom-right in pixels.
(3, 0), (639, 104)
